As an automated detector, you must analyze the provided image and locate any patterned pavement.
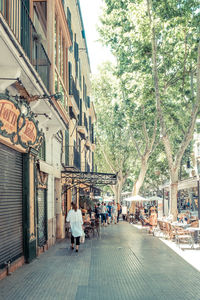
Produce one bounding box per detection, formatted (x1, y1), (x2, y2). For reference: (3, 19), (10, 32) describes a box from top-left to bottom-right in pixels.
(0, 222), (200, 300)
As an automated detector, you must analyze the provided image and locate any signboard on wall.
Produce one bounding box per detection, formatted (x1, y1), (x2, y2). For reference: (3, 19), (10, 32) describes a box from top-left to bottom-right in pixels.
(0, 94), (43, 151)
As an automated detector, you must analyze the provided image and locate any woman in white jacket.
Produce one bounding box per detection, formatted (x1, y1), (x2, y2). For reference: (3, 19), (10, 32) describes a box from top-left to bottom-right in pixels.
(66, 202), (83, 252)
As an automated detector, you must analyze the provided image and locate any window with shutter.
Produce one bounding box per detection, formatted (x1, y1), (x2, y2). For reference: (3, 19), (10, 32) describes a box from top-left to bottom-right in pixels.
(65, 130), (69, 165)
(74, 41), (79, 61)
(66, 7), (73, 51)
(79, 99), (82, 125)
(39, 138), (46, 161)
(68, 61), (72, 94)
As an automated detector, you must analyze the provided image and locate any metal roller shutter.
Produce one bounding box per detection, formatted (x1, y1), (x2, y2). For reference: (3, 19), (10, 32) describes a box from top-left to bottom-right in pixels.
(0, 143), (23, 269)
(37, 189), (47, 247)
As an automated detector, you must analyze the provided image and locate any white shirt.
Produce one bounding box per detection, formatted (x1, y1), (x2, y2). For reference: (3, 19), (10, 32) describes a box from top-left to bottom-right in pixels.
(122, 206), (127, 215)
(66, 209), (83, 237)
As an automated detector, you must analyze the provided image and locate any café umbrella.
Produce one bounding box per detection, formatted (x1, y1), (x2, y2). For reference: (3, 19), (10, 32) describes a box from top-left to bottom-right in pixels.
(124, 195), (149, 202)
(148, 196), (163, 201)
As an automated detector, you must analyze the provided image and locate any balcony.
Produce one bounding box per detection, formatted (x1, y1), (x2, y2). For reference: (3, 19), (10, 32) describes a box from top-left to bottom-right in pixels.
(84, 113), (88, 133)
(64, 146), (81, 170)
(77, 113), (87, 139)
(85, 139), (92, 149)
(0, 0), (50, 90)
(91, 127), (96, 151)
(85, 163), (90, 172)
(69, 75), (80, 117)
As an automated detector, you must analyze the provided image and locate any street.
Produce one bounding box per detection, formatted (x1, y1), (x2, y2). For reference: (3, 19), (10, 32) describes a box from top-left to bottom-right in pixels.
(0, 222), (200, 300)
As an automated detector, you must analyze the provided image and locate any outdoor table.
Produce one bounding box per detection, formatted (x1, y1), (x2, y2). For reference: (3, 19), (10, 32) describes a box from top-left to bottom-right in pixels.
(172, 222), (189, 228)
(186, 227), (200, 231)
(186, 227), (200, 246)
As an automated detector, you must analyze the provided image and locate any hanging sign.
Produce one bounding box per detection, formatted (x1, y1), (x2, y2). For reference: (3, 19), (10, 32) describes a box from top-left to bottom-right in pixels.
(0, 94), (43, 151)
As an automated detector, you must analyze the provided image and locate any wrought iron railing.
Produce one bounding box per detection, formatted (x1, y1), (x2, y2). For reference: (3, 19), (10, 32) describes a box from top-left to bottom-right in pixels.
(0, 0), (50, 90)
(85, 163), (90, 172)
(69, 76), (80, 109)
(78, 113), (83, 126)
(74, 147), (81, 170)
(65, 146), (81, 170)
(84, 113), (88, 132)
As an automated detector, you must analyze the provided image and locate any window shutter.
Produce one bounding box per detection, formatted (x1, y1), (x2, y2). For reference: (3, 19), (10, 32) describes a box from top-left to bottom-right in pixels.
(65, 130), (69, 165)
(74, 42), (79, 61)
(68, 61), (72, 94)
(79, 99), (82, 125)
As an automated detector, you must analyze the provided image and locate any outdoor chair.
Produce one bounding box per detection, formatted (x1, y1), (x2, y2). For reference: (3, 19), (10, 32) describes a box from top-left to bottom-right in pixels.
(174, 227), (194, 249)
(156, 221), (168, 238)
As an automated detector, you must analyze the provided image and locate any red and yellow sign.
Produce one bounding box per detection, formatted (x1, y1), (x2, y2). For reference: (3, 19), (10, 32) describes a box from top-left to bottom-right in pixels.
(0, 97), (43, 151)
(0, 100), (20, 134)
(19, 119), (37, 146)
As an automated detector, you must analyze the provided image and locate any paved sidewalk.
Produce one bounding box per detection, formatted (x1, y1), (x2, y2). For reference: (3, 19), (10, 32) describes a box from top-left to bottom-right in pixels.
(1, 222), (200, 300)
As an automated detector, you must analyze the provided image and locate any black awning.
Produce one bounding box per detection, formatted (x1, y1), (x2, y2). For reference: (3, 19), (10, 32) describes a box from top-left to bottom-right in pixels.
(62, 167), (117, 187)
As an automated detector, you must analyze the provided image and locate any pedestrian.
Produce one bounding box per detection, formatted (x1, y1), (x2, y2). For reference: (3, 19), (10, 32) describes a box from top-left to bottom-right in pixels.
(107, 202), (112, 224)
(101, 202), (107, 226)
(117, 202), (121, 223)
(112, 201), (118, 224)
(66, 202), (83, 252)
(95, 202), (101, 219)
(122, 205), (127, 221)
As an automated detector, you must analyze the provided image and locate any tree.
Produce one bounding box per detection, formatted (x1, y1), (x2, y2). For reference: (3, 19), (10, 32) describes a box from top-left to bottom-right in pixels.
(99, 0), (200, 220)
(92, 63), (133, 202)
(147, 0), (200, 220)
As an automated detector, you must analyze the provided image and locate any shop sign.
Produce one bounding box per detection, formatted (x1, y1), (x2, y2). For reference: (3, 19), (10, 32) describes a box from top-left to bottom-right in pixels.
(0, 94), (43, 151)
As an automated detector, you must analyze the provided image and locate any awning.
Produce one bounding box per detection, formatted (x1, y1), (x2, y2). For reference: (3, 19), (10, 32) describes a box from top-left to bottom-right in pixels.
(61, 167), (117, 190)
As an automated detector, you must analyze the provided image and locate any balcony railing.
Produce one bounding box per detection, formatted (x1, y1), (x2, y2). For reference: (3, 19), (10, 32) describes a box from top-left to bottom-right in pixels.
(85, 163), (90, 172)
(74, 147), (81, 170)
(84, 113), (88, 132)
(0, 0), (50, 90)
(78, 113), (83, 126)
(69, 75), (80, 109)
(65, 146), (81, 170)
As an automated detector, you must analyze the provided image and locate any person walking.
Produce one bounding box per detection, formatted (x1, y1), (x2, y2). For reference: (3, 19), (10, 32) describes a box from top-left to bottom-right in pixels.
(107, 202), (112, 224)
(101, 202), (107, 226)
(112, 201), (118, 224)
(66, 202), (83, 252)
(117, 203), (121, 223)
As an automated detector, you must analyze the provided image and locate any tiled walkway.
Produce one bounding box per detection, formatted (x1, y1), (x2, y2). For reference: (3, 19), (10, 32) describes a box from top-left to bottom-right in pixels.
(1, 222), (200, 300)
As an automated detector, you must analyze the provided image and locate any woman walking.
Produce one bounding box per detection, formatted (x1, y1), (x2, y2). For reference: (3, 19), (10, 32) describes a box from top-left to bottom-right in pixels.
(66, 202), (83, 252)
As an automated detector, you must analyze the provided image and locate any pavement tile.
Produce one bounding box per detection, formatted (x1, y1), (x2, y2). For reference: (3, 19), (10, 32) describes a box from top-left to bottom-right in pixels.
(1, 222), (200, 300)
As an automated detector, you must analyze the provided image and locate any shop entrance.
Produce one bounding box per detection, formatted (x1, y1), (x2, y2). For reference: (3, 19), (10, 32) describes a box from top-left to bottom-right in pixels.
(0, 143), (23, 268)
(37, 189), (47, 247)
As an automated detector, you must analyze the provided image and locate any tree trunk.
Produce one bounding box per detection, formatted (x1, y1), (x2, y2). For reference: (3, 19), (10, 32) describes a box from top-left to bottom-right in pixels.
(111, 170), (125, 203)
(169, 170), (179, 221)
(130, 156), (148, 213)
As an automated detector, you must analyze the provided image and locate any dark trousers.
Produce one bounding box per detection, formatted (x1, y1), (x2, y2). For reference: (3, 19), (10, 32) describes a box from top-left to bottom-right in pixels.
(71, 235), (80, 245)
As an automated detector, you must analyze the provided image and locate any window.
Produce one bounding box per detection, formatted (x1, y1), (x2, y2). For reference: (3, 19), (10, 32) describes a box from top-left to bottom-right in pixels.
(79, 59), (82, 89)
(79, 99), (82, 125)
(68, 61), (72, 94)
(38, 138), (46, 161)
(65, 130), (69, 165)
(65, 6), (73, 51)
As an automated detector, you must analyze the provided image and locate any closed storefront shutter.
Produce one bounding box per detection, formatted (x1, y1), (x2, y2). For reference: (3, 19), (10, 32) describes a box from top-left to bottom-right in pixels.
(0, 143), (23, 268)
(37, 189), (47, 247)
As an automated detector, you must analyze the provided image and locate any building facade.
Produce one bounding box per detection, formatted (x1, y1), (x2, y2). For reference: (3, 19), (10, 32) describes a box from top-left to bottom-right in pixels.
(0, 0), (96, 279)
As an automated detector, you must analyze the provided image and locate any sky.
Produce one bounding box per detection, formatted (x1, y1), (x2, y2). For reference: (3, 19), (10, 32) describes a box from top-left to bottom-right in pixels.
(79, 0), (115, 74)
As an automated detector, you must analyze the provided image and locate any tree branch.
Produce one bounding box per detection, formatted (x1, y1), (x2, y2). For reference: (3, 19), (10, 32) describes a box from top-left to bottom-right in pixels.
(147, 0), (174, 169)
(96, 136), (116, 173)
(175, 40), (200, 169)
